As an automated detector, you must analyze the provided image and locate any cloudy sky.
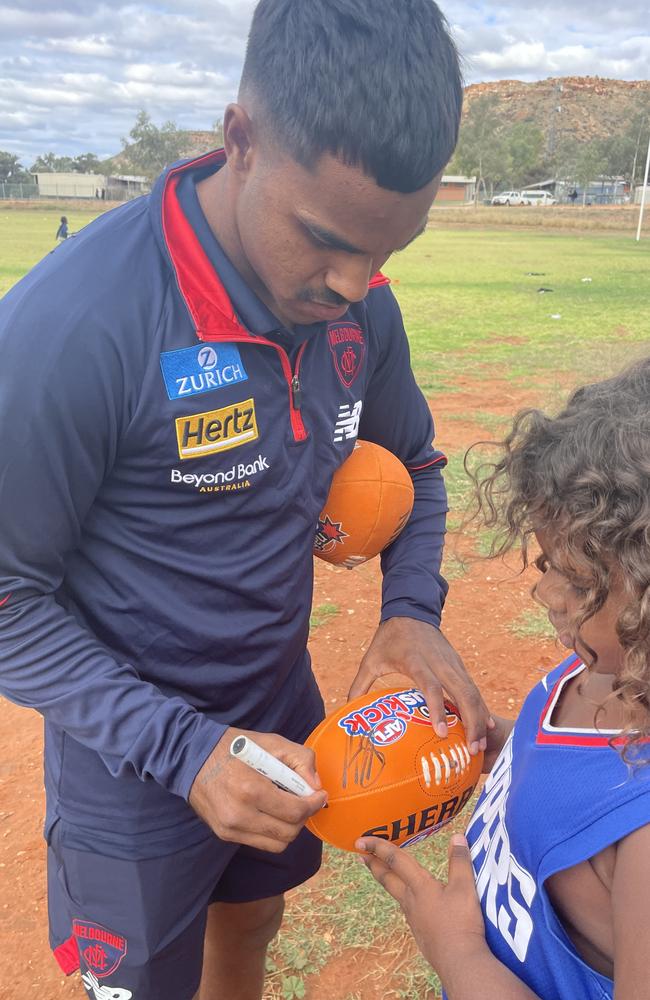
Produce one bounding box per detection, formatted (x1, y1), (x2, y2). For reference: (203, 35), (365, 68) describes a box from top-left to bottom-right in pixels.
(2, 0), (649, 167)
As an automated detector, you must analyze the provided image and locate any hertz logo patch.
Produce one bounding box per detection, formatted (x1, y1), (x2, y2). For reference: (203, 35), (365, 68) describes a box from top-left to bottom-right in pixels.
(175, 398), (258, 461)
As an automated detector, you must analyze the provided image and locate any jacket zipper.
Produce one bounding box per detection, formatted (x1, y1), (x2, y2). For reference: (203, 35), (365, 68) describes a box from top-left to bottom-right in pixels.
(196, 330), (309, 443)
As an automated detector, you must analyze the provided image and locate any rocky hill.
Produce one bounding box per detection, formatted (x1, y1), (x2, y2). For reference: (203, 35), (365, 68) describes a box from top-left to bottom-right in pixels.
(463, 76), (650, 146)
(106, 77), (649, 175)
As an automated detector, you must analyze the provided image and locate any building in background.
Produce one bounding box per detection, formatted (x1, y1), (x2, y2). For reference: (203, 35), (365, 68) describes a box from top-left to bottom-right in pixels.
(105, 175), (149, 200)
(555, 177), (630, 205)
(30, 172), (148, 201)
(435, 175), (477, 205)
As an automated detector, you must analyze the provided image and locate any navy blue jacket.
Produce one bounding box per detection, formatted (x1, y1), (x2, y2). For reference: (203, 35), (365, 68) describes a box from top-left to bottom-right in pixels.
(0, 151), (448, 850)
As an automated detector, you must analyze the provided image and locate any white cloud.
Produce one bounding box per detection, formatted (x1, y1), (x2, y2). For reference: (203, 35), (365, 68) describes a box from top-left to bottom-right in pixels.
(0, 0), (648, 166)
(124, 63), (228, 88)
(35, 36), (117, 58)
(473, 41), (551, 73)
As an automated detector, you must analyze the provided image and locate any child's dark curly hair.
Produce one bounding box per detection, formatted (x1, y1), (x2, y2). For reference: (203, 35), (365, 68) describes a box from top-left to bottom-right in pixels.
(468, 357), (650, 746)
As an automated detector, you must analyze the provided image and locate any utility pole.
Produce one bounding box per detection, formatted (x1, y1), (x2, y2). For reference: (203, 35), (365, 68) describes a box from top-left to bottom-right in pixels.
(636, 128), (650, 242)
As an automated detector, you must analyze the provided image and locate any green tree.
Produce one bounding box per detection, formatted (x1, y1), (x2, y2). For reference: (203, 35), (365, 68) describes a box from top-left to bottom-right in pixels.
(30, 152), (75, 173)
(625, 103), (650, 188)
(506, 122), (546, 188)
(597, 135), (632, 184)
(0, 151), (30, 183)
(121, 110), (185, 179)
(596, 108), (646, 187)
(72, 152), (105, 174)
(574, 142), (606, 205)
(551, 136), (580, 184)
(449, 95), (512, 201)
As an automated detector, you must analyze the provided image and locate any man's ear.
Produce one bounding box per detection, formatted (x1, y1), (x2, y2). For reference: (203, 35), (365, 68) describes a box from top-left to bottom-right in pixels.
(222, 103), (256, 176)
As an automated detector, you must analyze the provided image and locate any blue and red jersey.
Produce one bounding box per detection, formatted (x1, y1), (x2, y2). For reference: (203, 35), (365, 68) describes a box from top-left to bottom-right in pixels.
(463, 655), (650, 999)
(0, 151), (448, 854)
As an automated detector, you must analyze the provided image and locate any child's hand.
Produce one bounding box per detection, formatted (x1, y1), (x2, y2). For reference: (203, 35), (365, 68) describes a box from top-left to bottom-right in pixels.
(356, 834), (486, 979)
(483, 714), (515, 772)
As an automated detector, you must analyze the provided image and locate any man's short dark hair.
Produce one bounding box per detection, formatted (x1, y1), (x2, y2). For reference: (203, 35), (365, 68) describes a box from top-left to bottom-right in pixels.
(240, 0), (463, 193)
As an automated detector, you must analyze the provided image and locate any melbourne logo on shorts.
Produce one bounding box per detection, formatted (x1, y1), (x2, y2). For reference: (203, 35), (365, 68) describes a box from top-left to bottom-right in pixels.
(333, 400), (363, 443)
(72, 920), (127, 979)
(313, 514), (348, 553)
(328, 322), (366, 387)
(160, 343), (248, 401)
(175, 398), (258, 461)
(338, 689), (457, 747)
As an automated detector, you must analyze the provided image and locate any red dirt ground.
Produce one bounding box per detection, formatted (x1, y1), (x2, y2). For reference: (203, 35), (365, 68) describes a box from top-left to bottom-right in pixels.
(0, 376), (561, 1000)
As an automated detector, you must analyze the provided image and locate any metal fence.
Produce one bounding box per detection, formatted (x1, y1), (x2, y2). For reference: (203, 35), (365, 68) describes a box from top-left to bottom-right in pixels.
(0, 182), (40, 199)
(0, 182), (143, 201)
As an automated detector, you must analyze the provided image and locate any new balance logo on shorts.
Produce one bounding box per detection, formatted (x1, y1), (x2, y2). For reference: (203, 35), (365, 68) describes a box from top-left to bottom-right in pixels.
(81, 970), (132, 1000)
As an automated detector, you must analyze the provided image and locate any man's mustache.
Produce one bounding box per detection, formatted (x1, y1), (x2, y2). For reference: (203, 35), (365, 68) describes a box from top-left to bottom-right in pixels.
(297, 288), (349, 308)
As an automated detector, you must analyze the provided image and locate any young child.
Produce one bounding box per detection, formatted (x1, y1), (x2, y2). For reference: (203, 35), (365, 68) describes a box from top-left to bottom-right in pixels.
(357, 358), (650, 999)
(55, 215), (68, 241)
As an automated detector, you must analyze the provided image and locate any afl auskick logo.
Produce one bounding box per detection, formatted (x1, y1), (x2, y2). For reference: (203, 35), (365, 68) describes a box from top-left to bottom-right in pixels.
(328, 322), (366, 388)
(338, 689), (435, 747)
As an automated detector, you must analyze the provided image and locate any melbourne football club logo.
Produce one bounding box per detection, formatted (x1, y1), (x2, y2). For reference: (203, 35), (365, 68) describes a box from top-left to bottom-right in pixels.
(72, 920), (127, 979)
(314, 514), (348, 554)
(328, 322), (366, 388)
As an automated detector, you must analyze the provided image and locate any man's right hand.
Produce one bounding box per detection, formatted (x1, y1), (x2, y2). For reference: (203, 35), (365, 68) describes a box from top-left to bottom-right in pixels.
(188, 727), (328, 853)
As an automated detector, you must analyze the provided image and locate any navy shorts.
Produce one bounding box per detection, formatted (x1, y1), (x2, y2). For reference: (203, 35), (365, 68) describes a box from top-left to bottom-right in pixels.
(47, 688), (325, 1000)
(48, 819), (321, 1000)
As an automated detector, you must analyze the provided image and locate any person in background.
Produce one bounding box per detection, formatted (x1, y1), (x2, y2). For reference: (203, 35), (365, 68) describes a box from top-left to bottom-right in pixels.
(55, 215), (68, 241)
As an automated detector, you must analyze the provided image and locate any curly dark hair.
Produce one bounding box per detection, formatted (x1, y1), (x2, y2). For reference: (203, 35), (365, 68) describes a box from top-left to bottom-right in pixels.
(468, 358), (650, 748)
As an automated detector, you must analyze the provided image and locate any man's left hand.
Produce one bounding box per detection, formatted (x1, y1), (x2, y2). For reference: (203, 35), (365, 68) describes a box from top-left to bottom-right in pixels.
(347, 617), (492, 754)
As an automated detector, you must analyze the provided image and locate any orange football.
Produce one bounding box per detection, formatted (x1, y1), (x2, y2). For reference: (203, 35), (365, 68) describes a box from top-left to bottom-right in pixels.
(306, 688), (483, 853)
(313, 441), (414, 567)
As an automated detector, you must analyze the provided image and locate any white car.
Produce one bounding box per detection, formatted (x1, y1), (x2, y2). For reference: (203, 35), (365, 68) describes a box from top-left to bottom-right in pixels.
(521, 190), (557, 206)
(491, 190), (525, 206)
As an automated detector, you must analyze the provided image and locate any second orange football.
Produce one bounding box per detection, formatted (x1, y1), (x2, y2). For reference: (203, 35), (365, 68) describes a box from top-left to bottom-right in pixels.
(313, 440), (414, 568)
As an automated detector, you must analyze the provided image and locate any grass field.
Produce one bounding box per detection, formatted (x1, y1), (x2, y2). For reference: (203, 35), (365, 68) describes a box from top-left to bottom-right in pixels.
(2, 207), (647, 372)
(0, 206), (104, 297)
(1, 206), (649, 1000)
(390, 227), (650, 395)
